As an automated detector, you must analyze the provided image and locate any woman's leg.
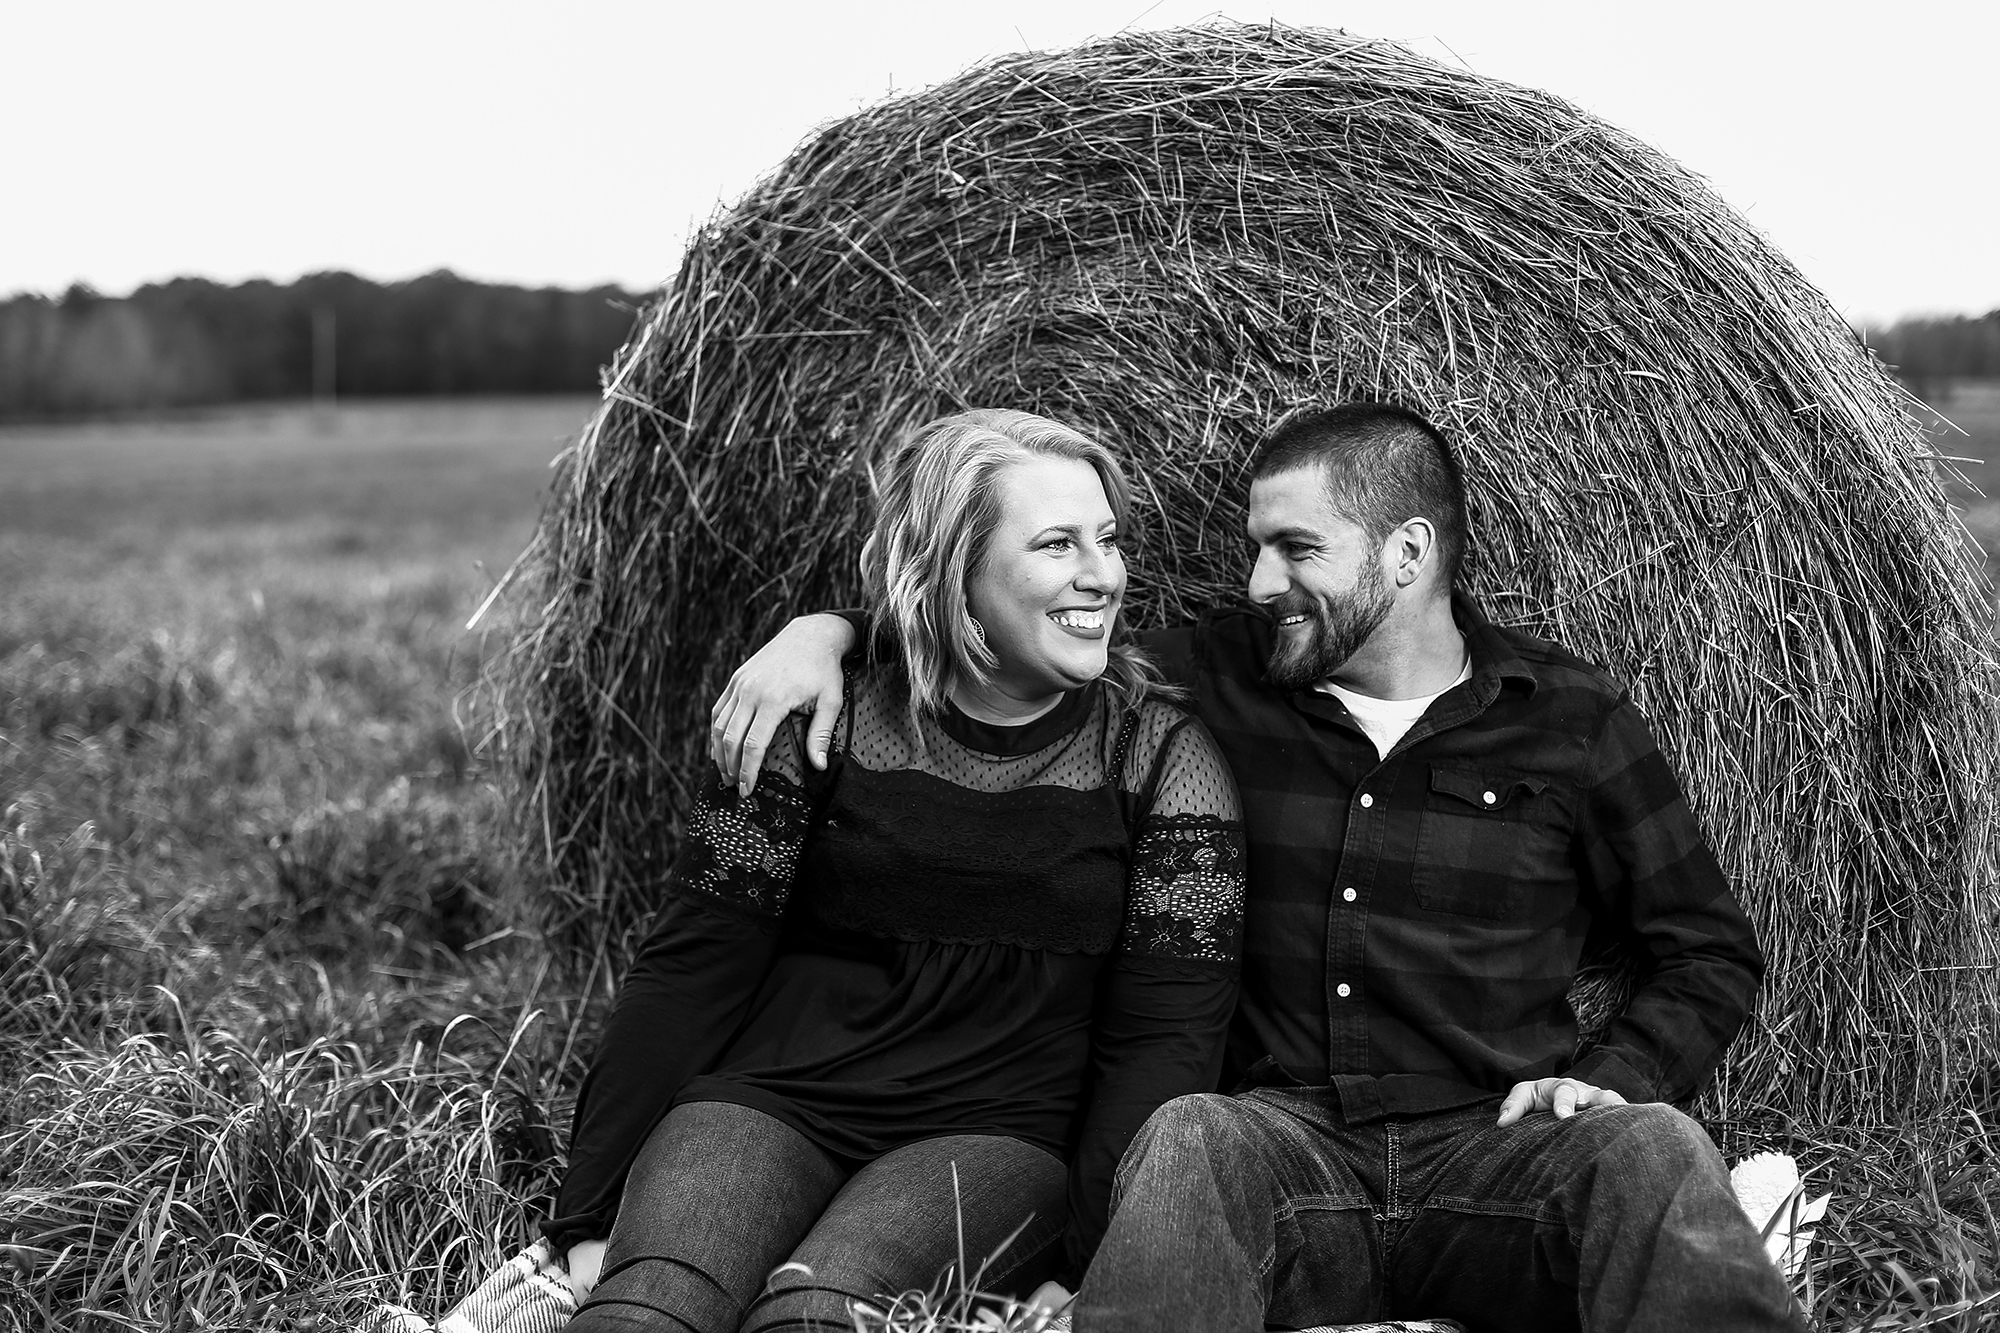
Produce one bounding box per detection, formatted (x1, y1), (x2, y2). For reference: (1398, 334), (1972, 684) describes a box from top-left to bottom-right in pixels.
(741, 1134), (1068, 1333)
(568, 1100), (849, 1333)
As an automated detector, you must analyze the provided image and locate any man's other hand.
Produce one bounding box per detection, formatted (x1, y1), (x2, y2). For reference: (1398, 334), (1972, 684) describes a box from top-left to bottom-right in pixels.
(1025, 1280), (1074, 1325)
(709, 613), (857, 793)
(1496, 1076), (1629, 1126)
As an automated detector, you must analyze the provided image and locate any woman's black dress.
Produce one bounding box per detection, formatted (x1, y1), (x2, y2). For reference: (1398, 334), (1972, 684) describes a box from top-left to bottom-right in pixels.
(545, 666), (1245, 1275)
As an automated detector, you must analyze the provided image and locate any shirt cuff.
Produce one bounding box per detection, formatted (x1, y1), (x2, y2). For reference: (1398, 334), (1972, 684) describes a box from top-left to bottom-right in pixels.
(1566, 1048), (1658, 1104)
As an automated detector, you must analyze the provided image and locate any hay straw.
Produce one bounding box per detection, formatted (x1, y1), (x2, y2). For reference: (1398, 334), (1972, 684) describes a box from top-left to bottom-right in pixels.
(489, 22), (2000, 1128)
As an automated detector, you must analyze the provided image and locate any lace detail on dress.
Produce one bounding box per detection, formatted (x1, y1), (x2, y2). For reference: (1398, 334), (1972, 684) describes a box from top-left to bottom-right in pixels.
(1121, 813), (1246, 965)
(674, 774), (814, 919)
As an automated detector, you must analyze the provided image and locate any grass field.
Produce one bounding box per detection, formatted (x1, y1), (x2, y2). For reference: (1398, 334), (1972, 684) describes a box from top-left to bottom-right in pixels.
(0, 392), (1995, 1330)
(1933, 378), (2000, 592)
(0, 398), (593, 1329)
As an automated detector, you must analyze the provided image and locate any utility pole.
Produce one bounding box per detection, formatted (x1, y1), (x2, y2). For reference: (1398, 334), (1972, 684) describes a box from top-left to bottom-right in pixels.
(312, 305), (337, 404)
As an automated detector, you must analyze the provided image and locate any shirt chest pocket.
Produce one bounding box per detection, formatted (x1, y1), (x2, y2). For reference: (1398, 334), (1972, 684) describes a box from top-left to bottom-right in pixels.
(1410, 766), (1574, 921)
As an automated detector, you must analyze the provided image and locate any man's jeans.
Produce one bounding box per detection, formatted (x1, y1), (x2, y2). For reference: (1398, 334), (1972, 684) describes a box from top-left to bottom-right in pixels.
(1076, 1089), (1805, 1332)
(570, 1100), (1067, 1333)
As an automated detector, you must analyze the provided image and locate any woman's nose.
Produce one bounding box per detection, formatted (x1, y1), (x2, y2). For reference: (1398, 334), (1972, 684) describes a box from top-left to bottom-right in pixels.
(1074, 544), (1118, 593)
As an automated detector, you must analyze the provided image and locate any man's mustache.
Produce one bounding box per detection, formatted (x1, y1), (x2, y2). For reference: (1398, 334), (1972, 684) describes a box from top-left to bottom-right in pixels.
(1265, 591), (1323, 622)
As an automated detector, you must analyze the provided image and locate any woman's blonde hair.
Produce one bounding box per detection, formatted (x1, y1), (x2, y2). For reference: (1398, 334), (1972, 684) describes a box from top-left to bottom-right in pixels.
(861, 408), (1166, 724)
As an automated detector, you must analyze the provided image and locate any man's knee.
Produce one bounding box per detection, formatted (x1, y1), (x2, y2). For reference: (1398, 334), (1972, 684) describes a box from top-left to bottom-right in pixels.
(1584, 1103), (1728, 1205)
(1124, 1095), (1253, 1174)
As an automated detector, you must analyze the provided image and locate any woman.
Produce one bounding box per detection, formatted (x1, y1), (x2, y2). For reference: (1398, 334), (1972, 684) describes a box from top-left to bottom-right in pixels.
(552, 409), (1244, 1332)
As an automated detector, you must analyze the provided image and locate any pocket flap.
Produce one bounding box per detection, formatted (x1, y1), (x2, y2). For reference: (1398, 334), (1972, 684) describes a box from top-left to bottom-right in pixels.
(1429, 766), (1546, 812)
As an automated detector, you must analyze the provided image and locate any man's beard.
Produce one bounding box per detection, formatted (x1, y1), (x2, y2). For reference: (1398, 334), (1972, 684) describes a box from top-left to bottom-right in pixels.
(1264, 557), (1394, 691)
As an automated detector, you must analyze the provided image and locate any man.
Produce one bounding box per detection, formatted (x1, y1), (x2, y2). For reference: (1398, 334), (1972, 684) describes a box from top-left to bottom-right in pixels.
(709, 403), (1803, 1330)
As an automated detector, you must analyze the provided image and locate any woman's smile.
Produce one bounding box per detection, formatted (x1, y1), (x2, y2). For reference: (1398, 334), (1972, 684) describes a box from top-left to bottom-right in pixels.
(1048, 606), (1108, 638)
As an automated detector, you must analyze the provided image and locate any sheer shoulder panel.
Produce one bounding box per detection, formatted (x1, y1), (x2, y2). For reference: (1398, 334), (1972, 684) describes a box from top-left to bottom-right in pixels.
(1120, 706), (1246, 967)
(839, 671), (1119, 792)
(674, 717), (815, 921)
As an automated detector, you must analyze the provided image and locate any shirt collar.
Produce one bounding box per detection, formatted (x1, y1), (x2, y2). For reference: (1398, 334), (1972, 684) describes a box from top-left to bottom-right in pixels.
(938, 680), (1097, 756)
(1452, 590), (1539, 700)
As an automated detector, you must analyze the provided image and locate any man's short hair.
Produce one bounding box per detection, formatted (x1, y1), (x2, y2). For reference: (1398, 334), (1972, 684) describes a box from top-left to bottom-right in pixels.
(1250, 402), (1467, 588)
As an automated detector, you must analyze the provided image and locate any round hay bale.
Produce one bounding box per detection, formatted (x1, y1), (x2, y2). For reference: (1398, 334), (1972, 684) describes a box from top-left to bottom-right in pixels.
(497, 22), (1999, 1129)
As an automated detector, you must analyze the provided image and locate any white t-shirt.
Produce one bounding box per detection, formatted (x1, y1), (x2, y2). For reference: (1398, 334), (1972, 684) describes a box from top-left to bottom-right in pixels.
(1318, 652), (1473, 761)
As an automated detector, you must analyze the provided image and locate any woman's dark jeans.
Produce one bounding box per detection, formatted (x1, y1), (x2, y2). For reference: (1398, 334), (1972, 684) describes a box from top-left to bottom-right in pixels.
(1076, 1089), (1808, 1333)
(567, 1100), (1067, 1333)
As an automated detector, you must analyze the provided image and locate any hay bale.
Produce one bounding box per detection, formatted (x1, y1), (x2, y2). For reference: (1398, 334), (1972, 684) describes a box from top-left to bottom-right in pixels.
(495, 22), (1999, 1129)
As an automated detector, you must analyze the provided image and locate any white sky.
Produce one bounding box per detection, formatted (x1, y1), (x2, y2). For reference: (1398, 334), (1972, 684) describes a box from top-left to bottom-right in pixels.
(4, 0), (1993, 324)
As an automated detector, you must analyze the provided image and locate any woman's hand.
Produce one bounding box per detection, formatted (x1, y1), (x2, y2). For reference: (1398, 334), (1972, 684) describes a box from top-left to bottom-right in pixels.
(1496, 1076), (1628, 1126)
(710, 613), (856, 793)
(565, 1238), (608, 1303)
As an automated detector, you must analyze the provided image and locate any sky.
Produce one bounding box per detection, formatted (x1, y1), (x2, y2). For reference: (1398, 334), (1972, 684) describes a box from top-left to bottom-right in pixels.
(4, 1), (1994, 325)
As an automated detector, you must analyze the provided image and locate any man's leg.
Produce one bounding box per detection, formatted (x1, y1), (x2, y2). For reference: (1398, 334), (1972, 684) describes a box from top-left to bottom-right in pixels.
(1075, 1091), (1385, 1333)
(742, 1132), (1068, 1331)
(1391, 1101), (1806, 1333)
(569, 1100), (849, 1333)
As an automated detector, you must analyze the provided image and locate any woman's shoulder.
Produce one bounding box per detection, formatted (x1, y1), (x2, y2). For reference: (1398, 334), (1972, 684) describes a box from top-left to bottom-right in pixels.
(1115, 689), (1206, 743)
(832, 659), (919, 758)
(1109, 689), (1230, 787)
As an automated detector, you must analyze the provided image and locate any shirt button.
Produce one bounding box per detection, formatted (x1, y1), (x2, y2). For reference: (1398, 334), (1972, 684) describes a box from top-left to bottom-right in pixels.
(1336, 983), (1352, 998)
(1483, 790), (1497, 805)
(1359, 793), (1374, 808)
(1343, 887), (1357, 902)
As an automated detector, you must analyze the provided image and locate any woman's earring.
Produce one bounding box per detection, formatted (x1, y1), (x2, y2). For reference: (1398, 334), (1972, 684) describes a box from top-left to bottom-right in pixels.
(969, 617), (987, 647)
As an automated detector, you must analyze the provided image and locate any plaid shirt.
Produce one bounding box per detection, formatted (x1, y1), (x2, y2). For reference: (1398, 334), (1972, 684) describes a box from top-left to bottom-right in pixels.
(1142, 593), (1763, 1121)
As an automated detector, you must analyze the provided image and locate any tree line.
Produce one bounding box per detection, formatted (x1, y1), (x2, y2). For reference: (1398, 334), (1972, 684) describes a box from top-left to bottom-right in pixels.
(1, 270), (1993, 420)
(1862, 310), (2000, 396)
(0, 271), (642, 419)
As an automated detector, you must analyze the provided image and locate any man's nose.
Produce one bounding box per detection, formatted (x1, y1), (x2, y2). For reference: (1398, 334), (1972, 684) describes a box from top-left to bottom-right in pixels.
(1246, 548), (1287, 603)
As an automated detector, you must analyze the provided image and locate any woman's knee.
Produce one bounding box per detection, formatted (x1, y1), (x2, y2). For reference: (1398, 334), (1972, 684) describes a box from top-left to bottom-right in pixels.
(738, 1266), (859, 1333)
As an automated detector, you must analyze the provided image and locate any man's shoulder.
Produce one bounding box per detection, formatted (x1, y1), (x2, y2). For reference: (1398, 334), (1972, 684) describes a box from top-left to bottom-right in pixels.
(1491, 619), (1630, 706)
(1190, 603), (1273, 678)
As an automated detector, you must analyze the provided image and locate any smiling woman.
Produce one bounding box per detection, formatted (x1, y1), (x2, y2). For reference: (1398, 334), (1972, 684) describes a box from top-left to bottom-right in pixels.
(448, 408), (1251, 1333)
(862, 409), (1167, 730)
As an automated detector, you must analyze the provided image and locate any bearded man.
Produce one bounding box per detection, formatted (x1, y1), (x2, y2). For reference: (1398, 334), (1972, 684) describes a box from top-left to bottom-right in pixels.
(709, 403), (1804, 1331)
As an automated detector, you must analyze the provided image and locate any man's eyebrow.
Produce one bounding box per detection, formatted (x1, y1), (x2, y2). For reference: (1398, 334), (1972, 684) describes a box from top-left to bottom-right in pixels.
(1257, 525), (1327, 545)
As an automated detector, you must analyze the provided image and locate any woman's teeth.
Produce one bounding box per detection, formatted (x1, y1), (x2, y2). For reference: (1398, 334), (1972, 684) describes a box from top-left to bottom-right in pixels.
(1049, 610), (1105, 630)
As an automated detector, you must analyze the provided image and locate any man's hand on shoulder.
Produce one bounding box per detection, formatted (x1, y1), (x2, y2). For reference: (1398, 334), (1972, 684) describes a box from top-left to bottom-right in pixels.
(1496, 1076), (1629, 1126)
(709, 613), (856, 794)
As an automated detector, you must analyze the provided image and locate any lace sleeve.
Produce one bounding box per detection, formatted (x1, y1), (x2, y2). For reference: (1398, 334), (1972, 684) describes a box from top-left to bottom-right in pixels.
(1120, 711), (1245, 966)
(673, 716), (816, 921)
(1065, 709), (1243, 1277)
